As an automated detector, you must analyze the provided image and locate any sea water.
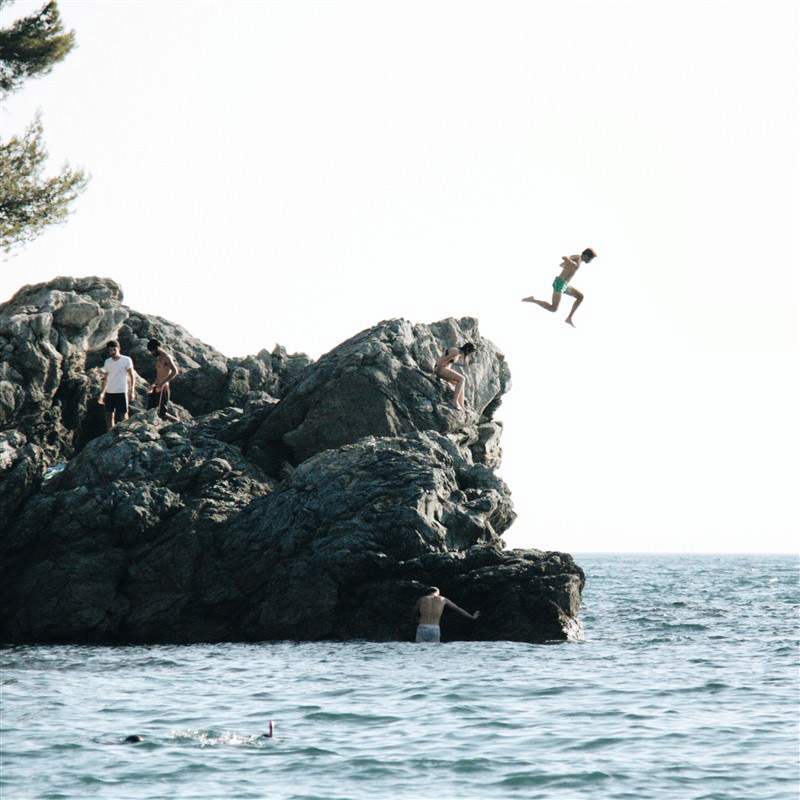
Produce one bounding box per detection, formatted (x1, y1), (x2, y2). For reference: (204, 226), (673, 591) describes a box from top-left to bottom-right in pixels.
(1, 554), (797, 800)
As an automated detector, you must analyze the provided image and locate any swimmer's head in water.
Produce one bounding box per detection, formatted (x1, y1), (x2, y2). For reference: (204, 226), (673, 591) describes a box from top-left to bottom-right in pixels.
(123, 735), (142, 743)
(459, 342), (476, 356)
(582, 248), (597, 262)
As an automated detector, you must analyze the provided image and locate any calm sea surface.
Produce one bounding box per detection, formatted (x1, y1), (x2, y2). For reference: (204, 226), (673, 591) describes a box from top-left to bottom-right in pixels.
(1, 554), (798, 800)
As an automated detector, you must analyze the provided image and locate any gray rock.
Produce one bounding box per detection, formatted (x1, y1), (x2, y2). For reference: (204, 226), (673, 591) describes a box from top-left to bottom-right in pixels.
(0, 276), (309, 480)
(0, 277), (584, 644)
(250, 316), (510, 467)
(0, 415), (583, 643)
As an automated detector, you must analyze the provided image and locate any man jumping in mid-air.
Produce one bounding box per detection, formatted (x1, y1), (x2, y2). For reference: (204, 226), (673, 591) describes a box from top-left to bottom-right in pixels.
(522, 248), (597, 327)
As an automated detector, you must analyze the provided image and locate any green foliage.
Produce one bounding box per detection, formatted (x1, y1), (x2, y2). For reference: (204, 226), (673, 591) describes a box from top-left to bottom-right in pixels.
(0, 0), (75, 95)
(0, 113), (87, 252)
(0, 1), (86, 252)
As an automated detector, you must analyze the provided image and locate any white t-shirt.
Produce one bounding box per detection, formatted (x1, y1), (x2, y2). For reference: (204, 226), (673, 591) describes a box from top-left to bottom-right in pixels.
(104, 355), (133, 394)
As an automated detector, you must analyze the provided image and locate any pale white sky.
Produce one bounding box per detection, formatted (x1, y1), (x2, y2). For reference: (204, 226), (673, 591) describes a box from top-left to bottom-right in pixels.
(1, 1), (797, 552)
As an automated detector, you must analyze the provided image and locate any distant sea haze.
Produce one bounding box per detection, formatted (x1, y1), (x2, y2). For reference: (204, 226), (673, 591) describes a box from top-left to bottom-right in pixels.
(2, 554), (797, 800)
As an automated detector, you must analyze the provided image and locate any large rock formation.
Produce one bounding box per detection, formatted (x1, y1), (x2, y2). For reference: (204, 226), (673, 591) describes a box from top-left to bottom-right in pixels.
(0, 277), (584, 644)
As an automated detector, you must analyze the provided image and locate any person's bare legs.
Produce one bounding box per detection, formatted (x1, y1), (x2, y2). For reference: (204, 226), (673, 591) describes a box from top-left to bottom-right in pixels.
(436, 366), (467, 411)
(454, 377), (468, 411)
(522, 291), (562, 313)
(564, 287), (584, 327)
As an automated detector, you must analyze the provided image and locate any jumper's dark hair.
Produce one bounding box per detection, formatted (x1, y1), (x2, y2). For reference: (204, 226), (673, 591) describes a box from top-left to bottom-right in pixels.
(582, 248), (597, 261)
(460, 342), (476, 356)
(106, 340), (119, 349)
(147, 339), (161, 352)
(427, 586), (439, 595)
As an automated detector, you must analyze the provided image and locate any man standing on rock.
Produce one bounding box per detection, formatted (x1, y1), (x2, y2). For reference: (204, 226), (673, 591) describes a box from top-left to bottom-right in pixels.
(99, 340), (136, 430)
(412, 586), (480, 643)
(522, 248), (597, 327)
(146, 339), (180, 423)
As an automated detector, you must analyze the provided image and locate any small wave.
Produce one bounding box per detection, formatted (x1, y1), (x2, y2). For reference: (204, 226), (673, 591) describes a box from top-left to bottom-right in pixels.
(656, 681), (729, 695)
(497, 770), (614, 788)
(565, 736), (628, 751)
(525, 686), (568, 697)
(303, 711), (400, 723)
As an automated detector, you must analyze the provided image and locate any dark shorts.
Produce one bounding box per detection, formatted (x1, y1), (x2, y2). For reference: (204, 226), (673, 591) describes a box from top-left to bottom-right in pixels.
(148, 385), (171, 419)
(104, 393), (128, 417)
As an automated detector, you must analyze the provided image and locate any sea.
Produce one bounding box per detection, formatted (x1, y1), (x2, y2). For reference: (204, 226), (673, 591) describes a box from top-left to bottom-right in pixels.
(1, 554), (798, 800)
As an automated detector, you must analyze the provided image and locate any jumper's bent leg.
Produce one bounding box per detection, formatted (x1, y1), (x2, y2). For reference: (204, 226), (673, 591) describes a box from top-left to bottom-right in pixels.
(522, 291), (561, 312)
(564, 287), (584, 327)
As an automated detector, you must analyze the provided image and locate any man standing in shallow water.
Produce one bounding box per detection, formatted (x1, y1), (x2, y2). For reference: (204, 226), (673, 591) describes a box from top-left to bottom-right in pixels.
(413, 586), (480, 643)
(523, 248), (597, 327)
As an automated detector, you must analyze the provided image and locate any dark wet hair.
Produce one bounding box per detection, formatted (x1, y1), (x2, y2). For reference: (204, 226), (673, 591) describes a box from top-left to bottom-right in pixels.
(106, 340), (119, 349)
(123, 735), (142, 743)
(460, 342), (476, 355)
(427, 586), (439, 595)
(147, 338), (161, 353)
(582, 248), (597, 261)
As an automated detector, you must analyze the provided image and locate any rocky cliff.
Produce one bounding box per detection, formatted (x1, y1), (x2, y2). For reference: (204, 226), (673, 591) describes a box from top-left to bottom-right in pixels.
(0, 277), (584, 644)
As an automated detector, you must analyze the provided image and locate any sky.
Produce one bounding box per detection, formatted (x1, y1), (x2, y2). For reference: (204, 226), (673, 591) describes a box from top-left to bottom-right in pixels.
(1, 0), (797, 553)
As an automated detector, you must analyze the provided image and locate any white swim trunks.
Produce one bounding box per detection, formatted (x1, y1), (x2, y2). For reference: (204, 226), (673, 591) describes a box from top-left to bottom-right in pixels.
(415, 624), (441, 643)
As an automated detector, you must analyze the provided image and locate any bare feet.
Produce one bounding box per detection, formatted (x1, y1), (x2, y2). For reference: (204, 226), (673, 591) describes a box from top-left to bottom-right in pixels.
(521, 296), (535, 303)
(565, 318), (576, 328)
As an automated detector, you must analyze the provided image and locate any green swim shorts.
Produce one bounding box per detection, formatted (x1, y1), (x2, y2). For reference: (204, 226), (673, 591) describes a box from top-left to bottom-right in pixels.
(553, 276), (570, 293)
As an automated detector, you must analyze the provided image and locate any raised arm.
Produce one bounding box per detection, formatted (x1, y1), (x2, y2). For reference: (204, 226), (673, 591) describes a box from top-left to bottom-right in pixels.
(444, 597), (480, 620)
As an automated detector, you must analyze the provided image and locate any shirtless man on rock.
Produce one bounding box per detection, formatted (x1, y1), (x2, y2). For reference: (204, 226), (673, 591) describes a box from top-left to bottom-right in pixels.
(146, 338), (180, 423)
(412, 586), (480, 643)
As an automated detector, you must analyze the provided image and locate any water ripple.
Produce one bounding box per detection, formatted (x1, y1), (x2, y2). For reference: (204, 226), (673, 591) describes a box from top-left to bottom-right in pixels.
(1, 554), (797, 800)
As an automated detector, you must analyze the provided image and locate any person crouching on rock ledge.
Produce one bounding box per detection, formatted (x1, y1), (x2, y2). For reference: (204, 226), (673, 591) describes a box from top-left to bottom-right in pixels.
(99, 340), (136, 431)
(413, 586), (480, 643)
(146, 338), (180, 423)
(434, 342), (476, 412)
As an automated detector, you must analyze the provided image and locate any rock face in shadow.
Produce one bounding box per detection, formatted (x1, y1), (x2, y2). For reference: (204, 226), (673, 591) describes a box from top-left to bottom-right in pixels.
(0, 277), (584, 644)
